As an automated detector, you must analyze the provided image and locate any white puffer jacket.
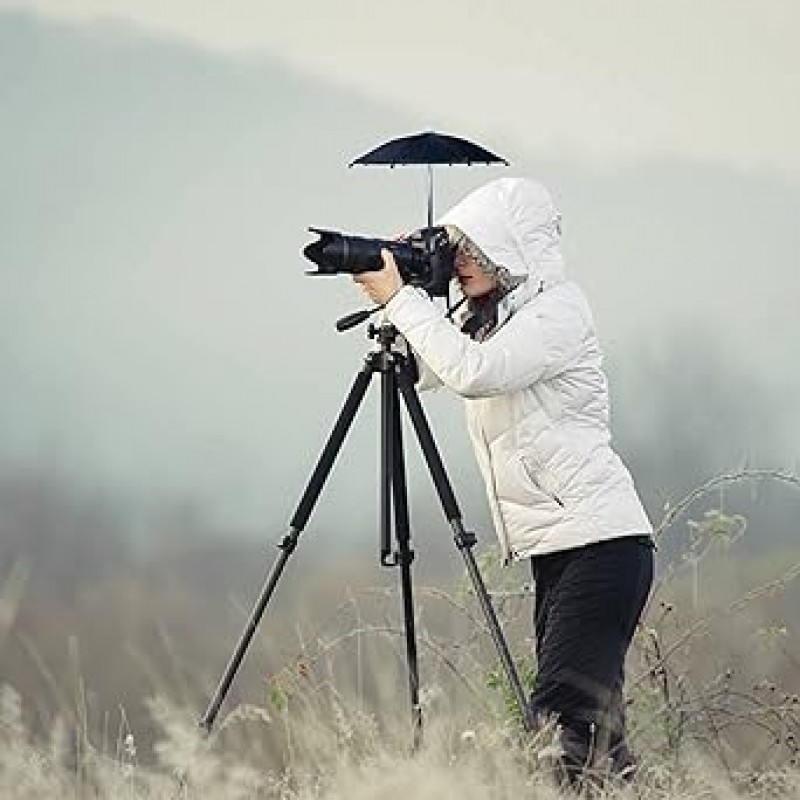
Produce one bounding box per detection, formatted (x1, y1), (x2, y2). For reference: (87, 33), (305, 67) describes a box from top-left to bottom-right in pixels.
(385, 177), (652, 563)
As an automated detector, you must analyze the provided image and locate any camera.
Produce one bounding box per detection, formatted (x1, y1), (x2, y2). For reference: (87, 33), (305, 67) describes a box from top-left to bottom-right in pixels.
(303, 226), (455, 297)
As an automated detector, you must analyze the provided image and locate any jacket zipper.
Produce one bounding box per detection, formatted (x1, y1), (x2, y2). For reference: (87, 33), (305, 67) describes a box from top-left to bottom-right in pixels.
(476, 412), (512, 564)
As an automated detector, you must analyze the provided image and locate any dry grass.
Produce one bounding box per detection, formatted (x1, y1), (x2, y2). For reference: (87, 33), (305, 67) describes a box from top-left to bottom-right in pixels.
(2, 676), (800, 799)
(2, 470), (800, 797)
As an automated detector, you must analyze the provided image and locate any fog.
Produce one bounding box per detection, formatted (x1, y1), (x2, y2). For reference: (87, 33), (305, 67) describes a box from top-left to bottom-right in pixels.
(1, 12), (799, 769)
(1, 11), (798, 542)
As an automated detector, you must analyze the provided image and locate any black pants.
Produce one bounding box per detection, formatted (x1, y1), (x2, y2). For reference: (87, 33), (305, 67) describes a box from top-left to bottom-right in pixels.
(529, 535), (654, 780)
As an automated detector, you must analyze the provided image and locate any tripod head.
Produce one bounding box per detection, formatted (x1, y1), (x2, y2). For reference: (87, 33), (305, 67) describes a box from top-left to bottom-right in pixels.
(368, 319), (400, 346)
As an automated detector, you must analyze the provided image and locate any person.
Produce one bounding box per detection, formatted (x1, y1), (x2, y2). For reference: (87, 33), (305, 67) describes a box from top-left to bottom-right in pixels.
(353, 177), (654, 784)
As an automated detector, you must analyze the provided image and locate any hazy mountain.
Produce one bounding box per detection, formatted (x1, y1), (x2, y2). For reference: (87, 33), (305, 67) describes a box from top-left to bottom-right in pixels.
(1, 11), (797, 544)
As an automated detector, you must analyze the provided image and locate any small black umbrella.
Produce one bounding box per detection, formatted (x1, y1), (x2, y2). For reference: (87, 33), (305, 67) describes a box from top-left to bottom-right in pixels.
(350, 131), (509, 228)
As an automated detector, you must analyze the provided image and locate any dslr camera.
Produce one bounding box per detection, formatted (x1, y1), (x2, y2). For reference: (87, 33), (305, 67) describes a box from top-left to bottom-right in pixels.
(303, 226), (455, 297)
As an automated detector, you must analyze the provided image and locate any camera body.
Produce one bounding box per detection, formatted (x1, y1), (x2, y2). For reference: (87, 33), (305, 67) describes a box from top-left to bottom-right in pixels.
(303, 226), (455, 297)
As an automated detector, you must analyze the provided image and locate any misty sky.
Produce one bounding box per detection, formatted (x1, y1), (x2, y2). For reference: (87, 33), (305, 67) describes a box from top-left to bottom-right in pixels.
(3, 0), (799, 181)
(1, 4), (798, 538)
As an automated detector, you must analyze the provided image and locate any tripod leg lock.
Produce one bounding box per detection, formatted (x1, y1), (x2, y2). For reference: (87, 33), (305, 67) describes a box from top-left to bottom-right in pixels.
(279, 527), (301, 554)
(455, 530), (478, 549)
(381, 548), (415, 568)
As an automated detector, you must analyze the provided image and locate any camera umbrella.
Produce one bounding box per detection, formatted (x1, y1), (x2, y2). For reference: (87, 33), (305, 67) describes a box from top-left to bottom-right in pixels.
(349, 131), (509, 227)
(350, 131), (508, 167)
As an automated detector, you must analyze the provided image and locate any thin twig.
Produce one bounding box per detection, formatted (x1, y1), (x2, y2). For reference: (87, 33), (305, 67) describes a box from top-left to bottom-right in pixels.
(655, 469), (800, 540)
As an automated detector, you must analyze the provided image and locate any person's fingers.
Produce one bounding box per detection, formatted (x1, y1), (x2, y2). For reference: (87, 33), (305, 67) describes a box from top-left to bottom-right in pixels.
(381, 248), (399, 269)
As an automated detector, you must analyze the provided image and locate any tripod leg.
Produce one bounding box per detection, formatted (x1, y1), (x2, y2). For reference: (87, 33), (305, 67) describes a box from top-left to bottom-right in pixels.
(200, 364), (375, 734)
(380, 362), (394, 566)
(384, 369), (423, 748)
(396, 368), (533, 731)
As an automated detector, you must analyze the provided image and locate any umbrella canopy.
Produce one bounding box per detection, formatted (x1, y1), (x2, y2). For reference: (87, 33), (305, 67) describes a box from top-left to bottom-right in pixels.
(349, 131), (509, 227)
(349, 131), (508, 167)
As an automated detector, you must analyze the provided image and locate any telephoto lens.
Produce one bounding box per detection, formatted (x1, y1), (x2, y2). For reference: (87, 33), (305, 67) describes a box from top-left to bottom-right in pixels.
(303, 226), (455, 296)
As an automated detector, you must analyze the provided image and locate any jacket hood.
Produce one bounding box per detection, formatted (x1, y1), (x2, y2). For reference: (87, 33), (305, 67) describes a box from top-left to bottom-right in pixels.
(439, 177), (565, 303)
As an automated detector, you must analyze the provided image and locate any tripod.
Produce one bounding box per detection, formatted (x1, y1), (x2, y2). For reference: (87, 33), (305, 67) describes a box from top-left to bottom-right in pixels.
(200, 322), (530, 745)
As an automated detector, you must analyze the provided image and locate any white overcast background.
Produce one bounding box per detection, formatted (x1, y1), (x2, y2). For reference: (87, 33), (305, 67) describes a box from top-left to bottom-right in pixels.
(0, 1), (797, 538)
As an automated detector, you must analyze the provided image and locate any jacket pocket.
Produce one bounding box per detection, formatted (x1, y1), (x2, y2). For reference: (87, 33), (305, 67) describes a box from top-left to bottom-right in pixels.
(519, 456), (565, 509)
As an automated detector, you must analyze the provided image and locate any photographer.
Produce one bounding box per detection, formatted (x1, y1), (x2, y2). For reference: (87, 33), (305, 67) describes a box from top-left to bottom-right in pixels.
(354, 177), (654, 783)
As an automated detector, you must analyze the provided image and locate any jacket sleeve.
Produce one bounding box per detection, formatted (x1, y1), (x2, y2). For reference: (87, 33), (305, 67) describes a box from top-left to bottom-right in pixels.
(385, 285), (587, 398)
(414, 353), (444, 392)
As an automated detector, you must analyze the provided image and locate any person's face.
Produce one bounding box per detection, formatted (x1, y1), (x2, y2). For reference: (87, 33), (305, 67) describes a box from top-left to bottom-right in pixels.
(455, 250), (498, 298)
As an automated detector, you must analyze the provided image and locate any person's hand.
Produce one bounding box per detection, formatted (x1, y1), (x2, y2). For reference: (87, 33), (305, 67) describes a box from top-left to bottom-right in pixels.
(353, 249), (404, 305)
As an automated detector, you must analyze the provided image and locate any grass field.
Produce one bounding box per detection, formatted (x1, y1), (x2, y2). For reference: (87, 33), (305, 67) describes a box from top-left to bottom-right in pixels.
(2, 472), (799, 797)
